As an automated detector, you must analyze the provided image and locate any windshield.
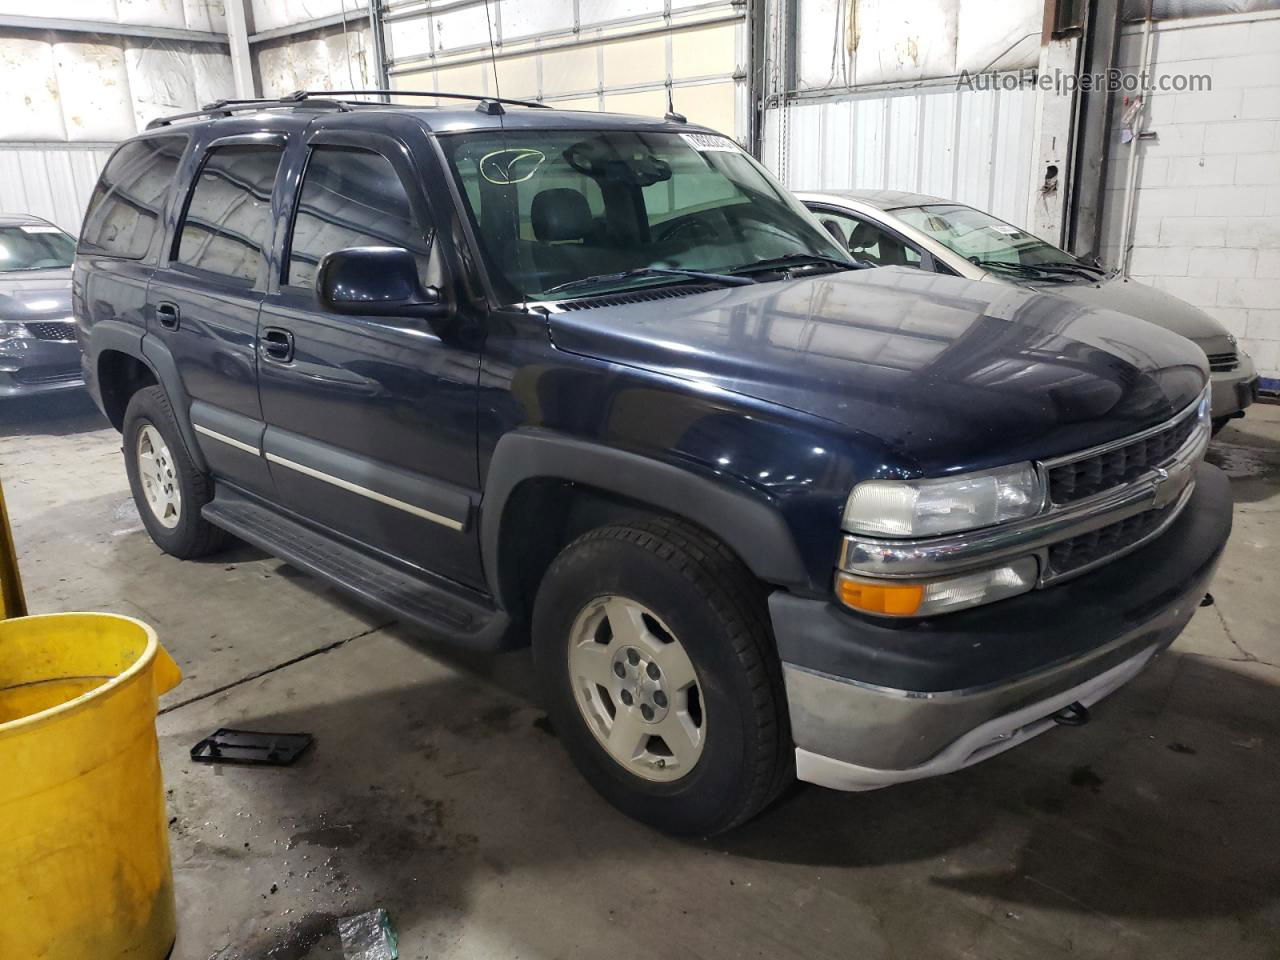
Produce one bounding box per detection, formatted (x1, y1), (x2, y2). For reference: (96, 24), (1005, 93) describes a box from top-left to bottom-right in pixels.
(0, 224), (75, 272)
(439, 129), (847, 301)
(892, 204), (1080, 270)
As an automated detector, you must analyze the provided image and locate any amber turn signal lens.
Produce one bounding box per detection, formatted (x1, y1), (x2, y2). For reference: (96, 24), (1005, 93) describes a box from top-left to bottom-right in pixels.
(836, 574), (924, 616)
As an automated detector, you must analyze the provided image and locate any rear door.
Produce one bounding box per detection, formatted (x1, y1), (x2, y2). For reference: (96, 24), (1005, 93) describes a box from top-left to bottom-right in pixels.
(256, 118), (485, 588)
(147, 128), (289, 499)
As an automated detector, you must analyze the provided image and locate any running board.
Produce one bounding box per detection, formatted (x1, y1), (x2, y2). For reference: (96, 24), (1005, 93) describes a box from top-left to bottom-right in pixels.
(203, 490), (512, 651)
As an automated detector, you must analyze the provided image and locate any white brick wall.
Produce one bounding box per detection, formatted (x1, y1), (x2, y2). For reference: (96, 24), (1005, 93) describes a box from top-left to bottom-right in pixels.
(1101, 11), (1280, 382)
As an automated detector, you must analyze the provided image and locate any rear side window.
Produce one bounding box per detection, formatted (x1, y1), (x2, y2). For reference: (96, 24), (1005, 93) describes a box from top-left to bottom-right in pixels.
(286, 146), (429, 290)
(80, 136), (187, 259)
(176, 145), (284, 283)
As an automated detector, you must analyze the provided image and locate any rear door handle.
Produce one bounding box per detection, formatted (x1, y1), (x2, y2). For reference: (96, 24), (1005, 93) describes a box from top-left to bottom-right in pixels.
(155, 301), (180, 331)
(260, 327), (295, 363)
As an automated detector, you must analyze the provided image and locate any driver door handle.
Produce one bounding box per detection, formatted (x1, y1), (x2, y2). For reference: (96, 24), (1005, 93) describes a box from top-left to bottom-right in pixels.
(260, 327), (295, 364)
(155, 301), (180, 330)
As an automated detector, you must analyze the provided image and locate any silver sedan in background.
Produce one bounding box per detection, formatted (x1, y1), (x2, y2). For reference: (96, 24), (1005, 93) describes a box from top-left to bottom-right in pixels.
(0, 214), (82, 399)
(798, 189), (1260, 433)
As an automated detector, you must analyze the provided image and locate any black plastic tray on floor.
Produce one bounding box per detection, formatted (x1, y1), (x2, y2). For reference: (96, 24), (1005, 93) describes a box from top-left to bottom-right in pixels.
(190, 728), (313, 766)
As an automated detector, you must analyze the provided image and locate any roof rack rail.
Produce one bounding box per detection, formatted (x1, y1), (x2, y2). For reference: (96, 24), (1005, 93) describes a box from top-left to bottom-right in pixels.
(145, 95), (352, 130)
(143, 88), (550, 130)
(304, 89), (552, 111)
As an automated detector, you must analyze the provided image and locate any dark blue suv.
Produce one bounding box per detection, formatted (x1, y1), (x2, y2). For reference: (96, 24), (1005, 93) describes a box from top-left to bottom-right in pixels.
(75, 92), (1232, 835)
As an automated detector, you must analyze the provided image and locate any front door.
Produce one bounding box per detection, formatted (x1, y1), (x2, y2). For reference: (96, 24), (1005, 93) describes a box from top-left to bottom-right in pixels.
(256, 125), (484, 588)
(147, 135), (287, 498)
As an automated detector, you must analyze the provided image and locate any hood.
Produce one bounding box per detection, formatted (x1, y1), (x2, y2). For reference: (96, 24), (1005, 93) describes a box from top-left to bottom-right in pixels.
(1029, 275), (1235, 355)
(0, 268), (72, 322)
(547, 268), (1207, 476)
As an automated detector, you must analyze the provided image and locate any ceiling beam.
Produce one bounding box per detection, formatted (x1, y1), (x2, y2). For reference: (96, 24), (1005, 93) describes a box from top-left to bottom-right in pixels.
(0, 14), (228, 45)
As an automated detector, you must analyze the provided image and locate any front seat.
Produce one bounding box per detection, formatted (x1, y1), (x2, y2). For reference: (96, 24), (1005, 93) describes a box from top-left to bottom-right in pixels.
(820, 218), (847, 248)
(531, 187), (594, 289)
(849, 220), (909, 267)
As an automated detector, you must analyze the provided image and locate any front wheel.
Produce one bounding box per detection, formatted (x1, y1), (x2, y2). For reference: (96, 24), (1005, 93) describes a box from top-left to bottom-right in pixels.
(533, 518), (792, 835)
(123, 385), (227, 559)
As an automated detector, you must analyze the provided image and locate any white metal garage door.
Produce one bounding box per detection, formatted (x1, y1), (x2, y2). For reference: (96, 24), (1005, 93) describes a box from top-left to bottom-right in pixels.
(382, 0), (748, 140)
(760, 0), (1045, 227)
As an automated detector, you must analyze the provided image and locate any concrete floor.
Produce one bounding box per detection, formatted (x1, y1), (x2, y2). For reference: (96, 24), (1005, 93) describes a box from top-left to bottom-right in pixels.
(4, 391), (1280, 960)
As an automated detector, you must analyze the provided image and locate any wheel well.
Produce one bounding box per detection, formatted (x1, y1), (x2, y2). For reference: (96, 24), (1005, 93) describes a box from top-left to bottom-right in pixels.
(97, 350), (158, 430)
(494, 479), (751, 633)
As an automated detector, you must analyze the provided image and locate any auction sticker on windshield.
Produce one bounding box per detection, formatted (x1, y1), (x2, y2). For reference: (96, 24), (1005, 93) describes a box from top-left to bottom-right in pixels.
(680, 132), (741, 153)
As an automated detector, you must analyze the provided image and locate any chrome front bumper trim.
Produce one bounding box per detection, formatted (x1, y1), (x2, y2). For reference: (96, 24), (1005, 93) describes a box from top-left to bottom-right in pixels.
(840, 391), (1209, 586)
(793, 642), (1161, 792)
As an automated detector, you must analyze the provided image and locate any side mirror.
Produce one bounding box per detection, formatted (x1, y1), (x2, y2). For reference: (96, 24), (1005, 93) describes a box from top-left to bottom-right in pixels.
(316, 246), (447, 319)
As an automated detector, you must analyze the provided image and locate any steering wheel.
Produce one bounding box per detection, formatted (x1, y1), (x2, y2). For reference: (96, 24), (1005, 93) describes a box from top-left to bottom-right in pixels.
(656, 216), (718, 245)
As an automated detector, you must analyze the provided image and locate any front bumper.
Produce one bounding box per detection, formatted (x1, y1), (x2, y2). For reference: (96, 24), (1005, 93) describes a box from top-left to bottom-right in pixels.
(772, 463), (1232, 791)
(1210, 352), (1258, 419)
(0, 336), (84, 398)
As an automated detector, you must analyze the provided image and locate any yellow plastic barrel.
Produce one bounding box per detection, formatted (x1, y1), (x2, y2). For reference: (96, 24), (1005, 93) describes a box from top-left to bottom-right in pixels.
(0, 613), (182, 959)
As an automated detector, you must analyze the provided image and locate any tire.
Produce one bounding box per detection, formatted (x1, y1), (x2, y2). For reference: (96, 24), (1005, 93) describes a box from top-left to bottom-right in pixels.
(532, 517), (792, 836)
(122, 385), (226, 559)
(1211, 416), (1231, 437)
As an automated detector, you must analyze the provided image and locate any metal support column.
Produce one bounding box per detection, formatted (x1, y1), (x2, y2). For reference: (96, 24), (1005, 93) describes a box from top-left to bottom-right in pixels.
(1067, 0), (1123, 260)
(225, 0), (257, 99)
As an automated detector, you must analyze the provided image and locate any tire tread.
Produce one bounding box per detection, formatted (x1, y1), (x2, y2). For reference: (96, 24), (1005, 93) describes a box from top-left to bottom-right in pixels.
(565, 516), (792, 832)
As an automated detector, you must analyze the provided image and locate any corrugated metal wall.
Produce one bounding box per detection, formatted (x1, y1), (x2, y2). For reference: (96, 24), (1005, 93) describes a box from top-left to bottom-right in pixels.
(761, 0), (1045, 227)
(383, 0), (747, 139)
(0, 145), (115, 234)
(765, 84), (1039, 226)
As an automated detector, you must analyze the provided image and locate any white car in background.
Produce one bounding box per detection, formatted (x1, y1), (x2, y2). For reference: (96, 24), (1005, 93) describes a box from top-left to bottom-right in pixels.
(798, 189), (1260, 434)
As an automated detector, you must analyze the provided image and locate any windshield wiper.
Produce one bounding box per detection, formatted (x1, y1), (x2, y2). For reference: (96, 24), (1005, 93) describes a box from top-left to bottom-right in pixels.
(1026, 261), (1109, 281)
(969, 258), (1070, 281)
(543, 266), (755, 297)
(728, 253), (865, 275)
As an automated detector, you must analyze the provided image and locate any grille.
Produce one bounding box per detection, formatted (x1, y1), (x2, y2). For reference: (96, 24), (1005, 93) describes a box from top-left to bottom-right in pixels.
(1047, 408), (1199, 504)
(1047, 504), (1172, 577)
(554, 284), (719, 311)
(26, 322), (76, 342)
(1206, 350), (1238, 372)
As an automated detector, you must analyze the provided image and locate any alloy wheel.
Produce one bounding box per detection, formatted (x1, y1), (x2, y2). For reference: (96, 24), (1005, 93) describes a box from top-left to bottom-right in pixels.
(567, 595), (705, 783)
(136, 423), (182, 529)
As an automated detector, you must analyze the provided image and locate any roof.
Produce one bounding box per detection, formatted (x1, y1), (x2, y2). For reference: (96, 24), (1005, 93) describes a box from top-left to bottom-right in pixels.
(798, 188), (950, 211)
(392, 105), (709, 135)
(146, 93), (713, 137)
(0, 213), (56, 228)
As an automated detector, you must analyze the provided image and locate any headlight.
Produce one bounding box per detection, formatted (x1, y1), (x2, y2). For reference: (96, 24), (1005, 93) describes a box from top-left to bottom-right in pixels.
(0, 321), (31, 340)
(842, 462), (1043, 537)
(836, 557), (1039, 617)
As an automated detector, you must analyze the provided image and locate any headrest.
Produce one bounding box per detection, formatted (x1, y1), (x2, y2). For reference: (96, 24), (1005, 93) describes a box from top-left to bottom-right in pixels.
(848, 220), (881, 248)
(532, 188), (592, 242)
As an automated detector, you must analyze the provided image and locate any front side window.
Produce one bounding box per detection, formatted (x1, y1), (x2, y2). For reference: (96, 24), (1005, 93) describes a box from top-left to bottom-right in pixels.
(80, 136), (187, 259)
(815, 209), (922, 268)
(0, 224), (75, 272)
(438, 129), (846, 301)
(287, 146), (430, 290)
(893, 204), (1078, 270)
(176, 144), (283, 283)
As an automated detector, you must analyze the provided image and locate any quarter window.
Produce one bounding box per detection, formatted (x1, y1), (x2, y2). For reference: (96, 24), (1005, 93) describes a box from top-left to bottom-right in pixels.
(287, 146), (429, 290)
(175, 145), (283, 283)
(80, 136), (187, 259)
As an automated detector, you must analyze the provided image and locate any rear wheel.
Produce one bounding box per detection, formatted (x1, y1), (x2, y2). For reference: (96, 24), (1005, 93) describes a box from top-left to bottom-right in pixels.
(533, 517), (792, 835)
(123, 386), (226, 559)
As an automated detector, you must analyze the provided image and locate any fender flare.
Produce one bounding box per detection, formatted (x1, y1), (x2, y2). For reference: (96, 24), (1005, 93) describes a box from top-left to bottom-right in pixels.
(479, 430), (809, 607)
(91, 321), (208, 473)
